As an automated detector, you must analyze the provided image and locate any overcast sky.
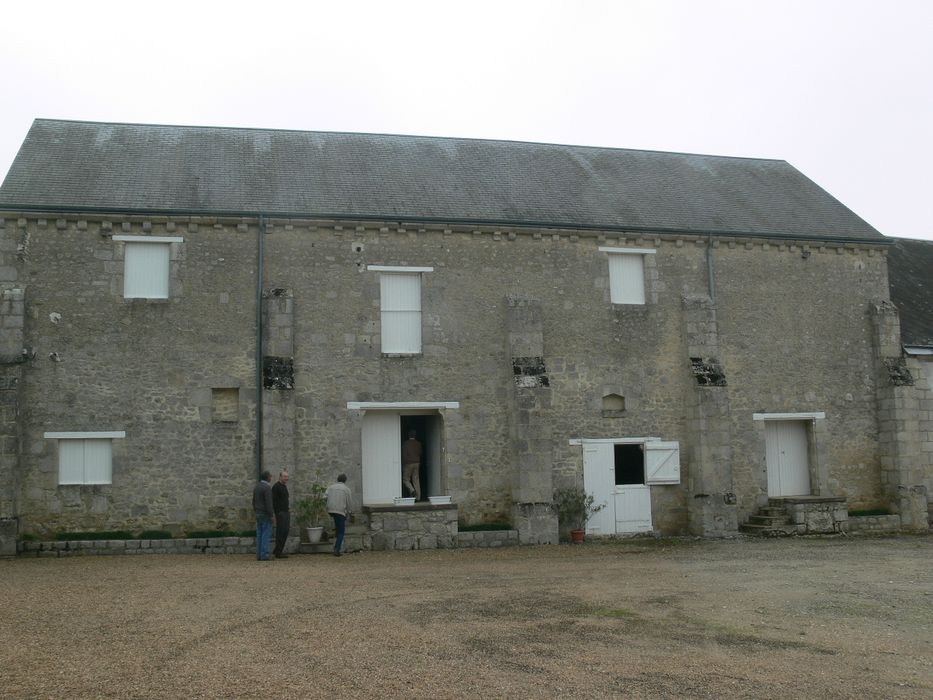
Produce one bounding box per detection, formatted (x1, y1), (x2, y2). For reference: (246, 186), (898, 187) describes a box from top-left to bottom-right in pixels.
(2, 0), (931, 240)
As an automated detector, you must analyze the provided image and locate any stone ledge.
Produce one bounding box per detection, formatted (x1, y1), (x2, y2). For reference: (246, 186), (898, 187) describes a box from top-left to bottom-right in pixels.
(15, 536), (264, 556)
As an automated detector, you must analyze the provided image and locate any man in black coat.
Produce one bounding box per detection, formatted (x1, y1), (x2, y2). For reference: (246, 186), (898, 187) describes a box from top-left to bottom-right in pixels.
(272, 470), (290, 559)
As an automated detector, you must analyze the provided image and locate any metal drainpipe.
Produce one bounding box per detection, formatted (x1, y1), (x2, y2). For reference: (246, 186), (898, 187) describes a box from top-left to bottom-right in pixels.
(255, 215), (266, 480)
(707, 234), (716, 303)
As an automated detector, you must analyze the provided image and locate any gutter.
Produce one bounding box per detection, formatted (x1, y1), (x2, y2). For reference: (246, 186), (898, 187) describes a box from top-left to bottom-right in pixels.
(0, 202), (891, 247)
(255, 215), (266, 480)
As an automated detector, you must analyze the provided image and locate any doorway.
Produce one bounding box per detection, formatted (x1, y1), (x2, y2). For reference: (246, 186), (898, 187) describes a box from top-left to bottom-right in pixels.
(361, 410), (444, 505)
(765, 420), (811, 497)
(400, 414), (443, 500)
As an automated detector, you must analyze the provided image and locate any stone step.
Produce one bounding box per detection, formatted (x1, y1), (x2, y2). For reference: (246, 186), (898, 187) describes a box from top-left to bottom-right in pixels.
(745, 514), (790, 526)
(739, 523), (796, 537)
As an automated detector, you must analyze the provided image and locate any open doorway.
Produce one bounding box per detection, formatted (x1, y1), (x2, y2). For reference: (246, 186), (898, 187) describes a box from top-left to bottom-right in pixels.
(400, 414), (443, 501)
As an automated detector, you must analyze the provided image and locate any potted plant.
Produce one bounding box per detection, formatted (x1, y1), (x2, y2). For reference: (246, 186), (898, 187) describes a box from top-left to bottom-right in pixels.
(552, 486), (605, 544)
(295, 484), (328, 543)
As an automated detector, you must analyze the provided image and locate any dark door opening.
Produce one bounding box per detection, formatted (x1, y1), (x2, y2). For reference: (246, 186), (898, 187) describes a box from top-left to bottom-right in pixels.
(614, 443), (645, 485)
(400, 414), (442, 500)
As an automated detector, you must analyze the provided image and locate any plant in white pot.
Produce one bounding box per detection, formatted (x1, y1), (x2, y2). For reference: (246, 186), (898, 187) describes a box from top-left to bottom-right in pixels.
(295, 484), (328, 543)
(552, 486), (605, 544)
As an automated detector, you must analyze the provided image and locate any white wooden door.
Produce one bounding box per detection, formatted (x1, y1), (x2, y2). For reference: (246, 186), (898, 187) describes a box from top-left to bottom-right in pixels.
(582, 442), (653, 534)
(361, 412), (401, 505)
(614, 484), (653, 533)
(582, 444), (615, 535)
(765, 420), (810, 497)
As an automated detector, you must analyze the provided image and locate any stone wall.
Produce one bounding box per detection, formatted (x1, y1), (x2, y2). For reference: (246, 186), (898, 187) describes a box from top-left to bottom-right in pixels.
(847, 514), (902, 533)
(782, 497), (848, 534)
(366, 504), (457, 550)
(2, 213), (901, 540)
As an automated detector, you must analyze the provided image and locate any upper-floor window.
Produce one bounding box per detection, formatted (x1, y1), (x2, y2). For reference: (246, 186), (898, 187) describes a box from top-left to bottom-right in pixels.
(44, 431), (126, 485)
(367, 266), (433, 354)
(114, 236), (183, 299)
(599, 247), (656, 305)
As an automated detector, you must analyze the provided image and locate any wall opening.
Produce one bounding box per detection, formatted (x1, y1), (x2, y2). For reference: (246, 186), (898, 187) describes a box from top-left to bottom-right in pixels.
(614, 443), (645, 485)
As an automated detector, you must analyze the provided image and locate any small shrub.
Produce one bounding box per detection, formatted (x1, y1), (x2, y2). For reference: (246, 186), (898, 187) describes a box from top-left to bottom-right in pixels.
(848, 508), (891, 517)
(55, 530), (134, 541)
(20, 533), (38, 542)
(186, 529), (235, 538)
(138, 530), (174, 540)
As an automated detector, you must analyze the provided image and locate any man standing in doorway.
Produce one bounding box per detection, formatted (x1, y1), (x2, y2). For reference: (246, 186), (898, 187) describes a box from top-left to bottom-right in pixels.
(326, 473), (352, 557)
(272, 470), (290, 559)
(402, 430), (422, 501)
(252, 470), (275, 561)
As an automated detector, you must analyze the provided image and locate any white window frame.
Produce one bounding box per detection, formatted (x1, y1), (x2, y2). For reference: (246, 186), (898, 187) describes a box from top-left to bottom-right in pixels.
(599, 247), (655, 305)
(44, 431), (126, 485)
(368, 266), (433, 355)
(114, 236), (183, 299)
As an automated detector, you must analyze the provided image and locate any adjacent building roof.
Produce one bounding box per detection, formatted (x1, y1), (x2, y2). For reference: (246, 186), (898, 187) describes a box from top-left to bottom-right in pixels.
(887, 238), (933, 347)
(0, 118), (885, 242)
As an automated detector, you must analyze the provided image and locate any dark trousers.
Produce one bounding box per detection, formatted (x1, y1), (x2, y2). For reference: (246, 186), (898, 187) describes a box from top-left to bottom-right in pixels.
(331, 513), (347, 553)
(273, 511), (290, 555)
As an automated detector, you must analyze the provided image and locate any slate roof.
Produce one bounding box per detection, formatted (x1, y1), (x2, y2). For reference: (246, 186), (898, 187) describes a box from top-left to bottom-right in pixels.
(887, 238), (933, 347)
(0, 118), (884, 242)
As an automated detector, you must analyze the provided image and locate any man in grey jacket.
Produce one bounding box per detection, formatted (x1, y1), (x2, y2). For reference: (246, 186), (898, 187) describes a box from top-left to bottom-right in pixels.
(325, 473), (352, 557)
(252, 470), (275, 561)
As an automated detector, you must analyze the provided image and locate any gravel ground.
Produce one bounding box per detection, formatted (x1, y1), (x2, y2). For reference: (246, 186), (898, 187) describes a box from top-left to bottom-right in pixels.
(1, 535), (931, 699)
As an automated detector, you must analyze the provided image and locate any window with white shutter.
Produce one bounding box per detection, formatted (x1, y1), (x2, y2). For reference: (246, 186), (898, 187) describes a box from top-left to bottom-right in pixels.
(45, 432), (126, 485)
(599, 247), (655, 305)
(368, 266), (433, 355)
(114, 236), (183, 299)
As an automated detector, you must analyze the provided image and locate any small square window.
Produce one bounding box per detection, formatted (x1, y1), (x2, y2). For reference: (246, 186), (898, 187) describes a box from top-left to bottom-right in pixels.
(211, 388), (240, 422)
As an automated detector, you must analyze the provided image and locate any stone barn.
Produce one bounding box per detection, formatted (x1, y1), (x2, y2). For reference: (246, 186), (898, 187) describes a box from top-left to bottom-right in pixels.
(0, 119), (929, 548)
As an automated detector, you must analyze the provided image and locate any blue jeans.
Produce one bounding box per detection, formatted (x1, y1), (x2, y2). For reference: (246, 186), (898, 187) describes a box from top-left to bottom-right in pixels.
(331, 513), (347, 553)
(255, 512), (273, 560)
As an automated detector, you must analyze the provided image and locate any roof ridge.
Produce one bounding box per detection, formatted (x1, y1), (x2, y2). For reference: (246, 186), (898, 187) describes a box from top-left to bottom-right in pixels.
(29, 118), (788, 165)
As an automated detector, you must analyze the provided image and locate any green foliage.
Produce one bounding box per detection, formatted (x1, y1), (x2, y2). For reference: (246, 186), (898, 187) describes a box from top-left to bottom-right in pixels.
(848, 508), (891, 517)
(185, 530), (234, 539)
(459, 522), (513, 532)
(55, 530), (135, 541)
(295, 484), (328, 527)
(552, 486), (605, 531)
(138, 530), (173, 540)
(19, 533), (38, 541)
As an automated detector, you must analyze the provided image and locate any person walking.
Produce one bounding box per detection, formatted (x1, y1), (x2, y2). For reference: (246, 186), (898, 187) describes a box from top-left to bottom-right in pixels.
(401, 430), (422, 500)
(252, 470), (275, 561)
(325, 473), (352, 557)
(271, 470), (290, 559)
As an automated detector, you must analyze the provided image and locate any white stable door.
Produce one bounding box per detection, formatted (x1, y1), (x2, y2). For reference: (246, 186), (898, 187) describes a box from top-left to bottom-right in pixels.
(362, 412), (401, 505)
(765, 420), (810, 497)
(582, 443), (653, 534)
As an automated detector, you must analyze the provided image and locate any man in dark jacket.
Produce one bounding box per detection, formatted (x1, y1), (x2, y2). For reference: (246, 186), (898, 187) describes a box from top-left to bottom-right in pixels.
(271, 470), (290, 559)
(252, 470), (275, 561)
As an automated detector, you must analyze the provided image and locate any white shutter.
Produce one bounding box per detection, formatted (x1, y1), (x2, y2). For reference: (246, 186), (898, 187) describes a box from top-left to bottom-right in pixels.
(124, 242), (170, 299)
(83, 439), (113, 484)
(380, 273), (421, 353)
(58, 440), (86, 484)
(608, 254), (645, 304)
(645, 441), (680, 484)
(361, 412), (402, 505)
(582, 443), (615, 535)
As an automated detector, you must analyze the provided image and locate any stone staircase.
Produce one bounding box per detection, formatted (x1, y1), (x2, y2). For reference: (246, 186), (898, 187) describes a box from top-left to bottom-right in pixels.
(739, 501), (796, 537)
(741, 496), (849, 536)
